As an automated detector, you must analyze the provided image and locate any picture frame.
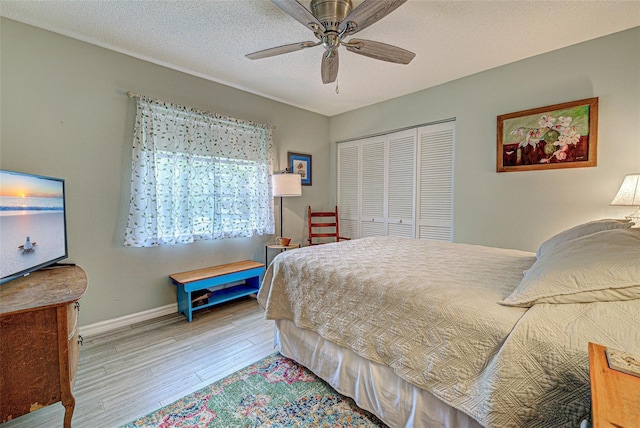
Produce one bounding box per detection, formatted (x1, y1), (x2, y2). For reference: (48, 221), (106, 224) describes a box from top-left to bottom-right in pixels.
(497, 97), (598, 172)
(288, 152), (312, 186)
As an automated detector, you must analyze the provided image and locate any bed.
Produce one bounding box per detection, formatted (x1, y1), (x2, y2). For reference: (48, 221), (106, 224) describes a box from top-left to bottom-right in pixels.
(257, 220), (640, 427)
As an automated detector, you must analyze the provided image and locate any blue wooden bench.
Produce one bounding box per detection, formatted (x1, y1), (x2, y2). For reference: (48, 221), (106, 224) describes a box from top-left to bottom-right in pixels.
(170, 260), (265, 322)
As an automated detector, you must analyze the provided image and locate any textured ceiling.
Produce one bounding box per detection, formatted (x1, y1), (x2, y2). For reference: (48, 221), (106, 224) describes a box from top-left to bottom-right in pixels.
(2, 1), (639, 117)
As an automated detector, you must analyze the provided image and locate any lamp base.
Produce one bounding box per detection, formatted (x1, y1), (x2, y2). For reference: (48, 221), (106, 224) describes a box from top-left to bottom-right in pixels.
(279, 196), (284, 236)
(624, 206), (640, 227)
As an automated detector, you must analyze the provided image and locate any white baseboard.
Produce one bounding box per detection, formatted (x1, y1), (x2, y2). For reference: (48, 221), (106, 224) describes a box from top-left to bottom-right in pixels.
(80, 303), (176, 337)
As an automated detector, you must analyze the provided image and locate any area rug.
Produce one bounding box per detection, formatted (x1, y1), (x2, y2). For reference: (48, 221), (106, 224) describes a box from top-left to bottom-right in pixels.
(121, 352), (386, 427)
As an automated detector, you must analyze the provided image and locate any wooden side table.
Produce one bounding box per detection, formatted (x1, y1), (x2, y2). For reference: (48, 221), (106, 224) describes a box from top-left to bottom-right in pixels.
(589, 342), (640, 428)
(0, 266), (87, 427)
(265, 243), (300, 266)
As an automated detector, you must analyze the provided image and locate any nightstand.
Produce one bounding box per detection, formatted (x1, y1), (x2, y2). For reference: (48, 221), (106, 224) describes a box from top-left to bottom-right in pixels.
(265, 243), (300, 266)
(588, 342), (640, 428)
(0, 266), (87, 427)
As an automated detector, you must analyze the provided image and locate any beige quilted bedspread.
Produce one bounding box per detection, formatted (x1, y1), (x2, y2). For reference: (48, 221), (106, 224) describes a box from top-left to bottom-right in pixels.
(257, 236), (640, 427)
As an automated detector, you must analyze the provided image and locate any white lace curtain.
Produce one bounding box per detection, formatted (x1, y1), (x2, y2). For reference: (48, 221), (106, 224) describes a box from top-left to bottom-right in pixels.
(124, 94), (274, 247)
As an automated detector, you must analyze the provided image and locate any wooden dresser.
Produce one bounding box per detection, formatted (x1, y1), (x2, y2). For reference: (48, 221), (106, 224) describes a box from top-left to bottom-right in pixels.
(0, 266), (87, 427)
(589, 342), (640, 428)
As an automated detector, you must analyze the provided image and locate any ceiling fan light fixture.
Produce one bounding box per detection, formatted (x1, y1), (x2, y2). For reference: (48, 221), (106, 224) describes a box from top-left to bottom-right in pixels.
(323, 33), (341, 50)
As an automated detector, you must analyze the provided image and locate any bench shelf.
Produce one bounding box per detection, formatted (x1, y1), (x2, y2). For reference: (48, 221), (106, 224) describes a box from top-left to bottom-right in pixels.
(170, 260), (265, 322)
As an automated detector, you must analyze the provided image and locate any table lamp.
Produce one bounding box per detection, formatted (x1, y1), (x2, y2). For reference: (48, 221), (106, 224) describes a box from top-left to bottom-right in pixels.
(272, 171), (302, 238)
(610, 173), (640, 226)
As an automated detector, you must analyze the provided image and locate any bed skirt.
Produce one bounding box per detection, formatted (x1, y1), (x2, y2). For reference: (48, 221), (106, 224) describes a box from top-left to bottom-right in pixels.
(275, 319), (483, 428)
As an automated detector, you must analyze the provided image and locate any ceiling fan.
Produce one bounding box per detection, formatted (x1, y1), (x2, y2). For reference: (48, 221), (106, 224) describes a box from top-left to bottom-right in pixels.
(246, 0), (415, 84)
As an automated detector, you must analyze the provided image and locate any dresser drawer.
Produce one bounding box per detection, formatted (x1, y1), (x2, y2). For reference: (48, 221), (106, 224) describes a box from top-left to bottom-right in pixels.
(67, 301), (79, 337)
(68, 325), (80, 389)
(67, 302), (81, 389)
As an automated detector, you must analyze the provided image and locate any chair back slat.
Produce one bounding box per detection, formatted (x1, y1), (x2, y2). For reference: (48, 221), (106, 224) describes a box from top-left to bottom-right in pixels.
(307, 206), (350, 246)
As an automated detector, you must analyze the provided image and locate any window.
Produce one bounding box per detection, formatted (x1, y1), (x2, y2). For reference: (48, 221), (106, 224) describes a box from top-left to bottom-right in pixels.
(124, 95), (274, 247)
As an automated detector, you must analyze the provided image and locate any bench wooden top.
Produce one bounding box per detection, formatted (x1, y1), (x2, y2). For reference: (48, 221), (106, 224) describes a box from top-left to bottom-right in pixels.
(169, 260), (264, 284)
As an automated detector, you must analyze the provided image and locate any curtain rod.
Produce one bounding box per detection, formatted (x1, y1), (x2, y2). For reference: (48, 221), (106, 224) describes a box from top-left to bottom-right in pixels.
(126, 91), (276, 131)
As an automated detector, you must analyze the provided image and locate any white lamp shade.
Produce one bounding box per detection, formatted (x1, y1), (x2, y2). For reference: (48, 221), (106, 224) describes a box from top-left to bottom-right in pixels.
(272, 173), (302, 197)
(611, 174), (640, 206)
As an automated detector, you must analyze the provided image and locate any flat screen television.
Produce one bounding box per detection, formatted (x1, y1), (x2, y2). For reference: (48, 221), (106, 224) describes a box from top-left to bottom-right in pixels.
(0, 170), (68, 284)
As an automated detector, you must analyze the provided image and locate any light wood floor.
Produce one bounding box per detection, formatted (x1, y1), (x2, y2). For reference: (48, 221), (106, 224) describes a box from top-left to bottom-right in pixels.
(3, 298), (275, 428)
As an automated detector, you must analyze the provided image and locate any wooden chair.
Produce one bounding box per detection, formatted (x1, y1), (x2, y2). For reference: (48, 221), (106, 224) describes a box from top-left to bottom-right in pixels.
(307, 206), (350, 246)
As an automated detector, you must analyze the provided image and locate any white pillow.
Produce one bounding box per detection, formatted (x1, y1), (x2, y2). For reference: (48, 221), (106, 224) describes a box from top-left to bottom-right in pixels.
(536, 219), (633, 259)
(502, 228), (640, 307)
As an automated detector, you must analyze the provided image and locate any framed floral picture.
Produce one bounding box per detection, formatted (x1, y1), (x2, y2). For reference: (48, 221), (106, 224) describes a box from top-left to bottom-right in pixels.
(497, 97), (598, 172)
(288, 152), (312, 186)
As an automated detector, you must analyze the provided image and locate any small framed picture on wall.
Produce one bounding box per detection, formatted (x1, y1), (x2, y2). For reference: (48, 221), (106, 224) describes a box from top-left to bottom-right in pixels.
(288, 152), (312, 186)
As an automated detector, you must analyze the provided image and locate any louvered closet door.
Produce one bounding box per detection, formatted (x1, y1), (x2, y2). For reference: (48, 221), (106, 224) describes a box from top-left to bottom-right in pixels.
(387, 129), (416, 238)
(337, 141), (360, 239)
(416, 121), (455, 241)
(360, 136), (386, 237)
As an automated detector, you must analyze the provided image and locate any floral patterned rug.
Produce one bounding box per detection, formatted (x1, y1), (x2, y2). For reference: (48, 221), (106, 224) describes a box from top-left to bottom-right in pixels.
(121, 352), (386, 427)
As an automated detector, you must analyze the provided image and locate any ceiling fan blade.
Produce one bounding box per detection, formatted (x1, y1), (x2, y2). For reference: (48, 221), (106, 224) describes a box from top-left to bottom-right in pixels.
(246, 41), (319, 60)
(339, 0), (407, 35)
(321, 51), (339, 84)
(272, 0), (323, 31)
(345, 39), (415, 64)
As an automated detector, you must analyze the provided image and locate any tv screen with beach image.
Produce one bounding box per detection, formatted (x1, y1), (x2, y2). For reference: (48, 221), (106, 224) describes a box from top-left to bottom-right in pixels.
(1, 170), (67, 282)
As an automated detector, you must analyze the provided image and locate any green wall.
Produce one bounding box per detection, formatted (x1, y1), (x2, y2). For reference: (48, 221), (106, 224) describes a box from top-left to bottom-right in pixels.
(0, 18), (330, 325)
(330, 27), (640, 252)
